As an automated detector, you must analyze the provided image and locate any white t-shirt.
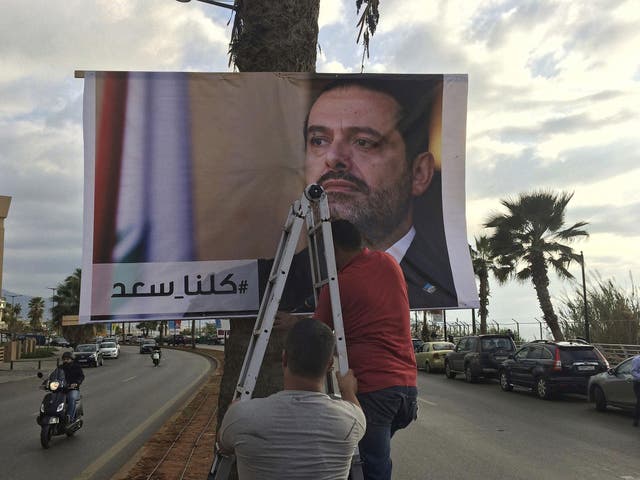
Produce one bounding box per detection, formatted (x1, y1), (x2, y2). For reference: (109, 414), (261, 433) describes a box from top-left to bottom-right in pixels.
(219, 390), (366, 480)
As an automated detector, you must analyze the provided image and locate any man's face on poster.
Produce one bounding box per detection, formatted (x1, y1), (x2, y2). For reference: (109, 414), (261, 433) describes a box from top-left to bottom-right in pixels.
(304, 85), (433, 249)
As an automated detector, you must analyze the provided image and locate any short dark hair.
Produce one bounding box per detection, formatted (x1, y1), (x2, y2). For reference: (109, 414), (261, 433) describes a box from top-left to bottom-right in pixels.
(285, 318), (335, 379)
(304, 77), (433, 164)
(331, 219), (362, 251)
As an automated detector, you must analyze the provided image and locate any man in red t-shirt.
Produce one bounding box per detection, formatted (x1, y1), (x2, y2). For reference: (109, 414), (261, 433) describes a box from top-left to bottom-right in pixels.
(313, 219), (417, 480)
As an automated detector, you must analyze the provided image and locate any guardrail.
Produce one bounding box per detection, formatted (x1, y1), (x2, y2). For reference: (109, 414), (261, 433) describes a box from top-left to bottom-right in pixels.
(8, 358), (59, 370)
(593, 343), (640, 364)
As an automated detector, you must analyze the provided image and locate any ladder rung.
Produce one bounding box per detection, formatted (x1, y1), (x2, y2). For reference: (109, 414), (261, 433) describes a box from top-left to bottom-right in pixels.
(313, 279), (329, 288)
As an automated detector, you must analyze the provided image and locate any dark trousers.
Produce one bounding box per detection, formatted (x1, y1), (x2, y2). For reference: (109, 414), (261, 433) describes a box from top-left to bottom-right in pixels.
(356, 386), (418, 480)
(634, 382), (640, 425)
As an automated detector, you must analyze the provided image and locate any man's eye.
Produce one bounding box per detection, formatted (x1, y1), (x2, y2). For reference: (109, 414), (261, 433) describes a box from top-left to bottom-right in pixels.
(354, 138), (379, 149)
(309, 136), (328, 147)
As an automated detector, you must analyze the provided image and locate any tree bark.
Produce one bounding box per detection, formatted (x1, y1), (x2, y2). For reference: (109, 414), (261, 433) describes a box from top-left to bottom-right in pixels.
(231, 0), (320, 72)
(530, 255), (564, 341)
(479, 272), (488, 334)
(216, 0), (322, 455)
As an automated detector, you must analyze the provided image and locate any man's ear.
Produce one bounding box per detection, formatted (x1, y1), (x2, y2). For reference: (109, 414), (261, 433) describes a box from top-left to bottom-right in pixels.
(411, 151), (435, 197)
(327, 356), (334, 372)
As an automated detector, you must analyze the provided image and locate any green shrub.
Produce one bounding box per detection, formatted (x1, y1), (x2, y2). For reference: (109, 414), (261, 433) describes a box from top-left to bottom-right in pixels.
(21, 348), (57, 359)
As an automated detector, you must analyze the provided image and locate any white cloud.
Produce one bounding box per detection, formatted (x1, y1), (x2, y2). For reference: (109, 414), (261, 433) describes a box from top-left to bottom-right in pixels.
(1, 0), (639, 330)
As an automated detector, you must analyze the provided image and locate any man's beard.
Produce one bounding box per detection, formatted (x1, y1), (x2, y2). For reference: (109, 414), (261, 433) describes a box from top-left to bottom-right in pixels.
(324, 173), (413, 248)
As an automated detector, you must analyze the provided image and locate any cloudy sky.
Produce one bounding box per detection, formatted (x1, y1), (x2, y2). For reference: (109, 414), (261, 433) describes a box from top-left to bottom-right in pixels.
(1, 0), (639, 337)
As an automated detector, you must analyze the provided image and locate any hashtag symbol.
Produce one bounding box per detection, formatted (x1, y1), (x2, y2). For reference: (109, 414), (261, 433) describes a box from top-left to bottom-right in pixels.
(238, 280), (248, 294)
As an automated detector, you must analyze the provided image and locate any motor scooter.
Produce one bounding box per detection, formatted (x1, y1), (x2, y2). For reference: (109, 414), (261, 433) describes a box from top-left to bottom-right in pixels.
(36, 367), (84, 448)
(152, 349), (161, 367)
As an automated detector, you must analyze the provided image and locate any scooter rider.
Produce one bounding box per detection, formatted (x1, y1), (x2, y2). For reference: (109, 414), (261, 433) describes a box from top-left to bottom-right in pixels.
(152, 344), (162, 366)
(60, 351), (84, 422)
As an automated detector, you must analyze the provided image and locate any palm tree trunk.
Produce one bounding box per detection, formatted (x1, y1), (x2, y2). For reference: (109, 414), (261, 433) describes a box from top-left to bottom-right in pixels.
(530, 256), (564, 341)
(479, 273), (489, 334)
(232, 0), (320, 72)
(218, 4), (321, 448)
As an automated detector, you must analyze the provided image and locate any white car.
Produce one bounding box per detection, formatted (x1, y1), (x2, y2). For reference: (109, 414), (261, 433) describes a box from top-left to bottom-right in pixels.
(99, 341), (120, 359)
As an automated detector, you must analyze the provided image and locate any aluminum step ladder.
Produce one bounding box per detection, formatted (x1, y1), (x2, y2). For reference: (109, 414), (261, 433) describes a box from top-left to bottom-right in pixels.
(209, 183), (363, 480)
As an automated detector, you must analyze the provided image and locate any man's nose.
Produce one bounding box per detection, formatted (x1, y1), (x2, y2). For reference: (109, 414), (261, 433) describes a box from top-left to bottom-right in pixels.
(325, 139), (352, 171)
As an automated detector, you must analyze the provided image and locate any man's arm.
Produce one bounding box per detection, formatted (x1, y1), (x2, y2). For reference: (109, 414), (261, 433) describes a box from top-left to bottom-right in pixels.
(336, 369), (361, 409)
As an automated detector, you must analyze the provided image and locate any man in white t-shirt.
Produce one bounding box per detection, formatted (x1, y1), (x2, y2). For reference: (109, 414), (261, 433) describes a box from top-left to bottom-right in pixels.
(218, 318), (366, 480)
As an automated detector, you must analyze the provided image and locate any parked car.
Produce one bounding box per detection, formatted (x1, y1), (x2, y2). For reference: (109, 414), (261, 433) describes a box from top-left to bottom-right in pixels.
(140, 339), (157, 354)
(74, 344), (104, 367)
(412, 338), (424, 353)
(98, 341), (120, 359)
(416, 342), (455, 373)
(50, 337), (71, 348)
(445, 334), (516, 382)
(167, 334), (186, 346)
(588, 356), (636, 412)
(499, 339), (609, 399)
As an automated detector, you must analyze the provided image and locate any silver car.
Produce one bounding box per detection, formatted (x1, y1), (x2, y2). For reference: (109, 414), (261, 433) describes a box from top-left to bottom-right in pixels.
(588, 356), (636, 412)
(98, 341), (120, 359)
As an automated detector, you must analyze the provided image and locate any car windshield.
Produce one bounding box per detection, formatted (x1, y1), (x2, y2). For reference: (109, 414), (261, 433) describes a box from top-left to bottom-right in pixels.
(76, 344), (96, 352)
(481, 338), (514, 352)
(143, 340), (156, 345)
(560, 347), (599, 362)
(100, 342), (116, 348)
(433, 343), (455, 351)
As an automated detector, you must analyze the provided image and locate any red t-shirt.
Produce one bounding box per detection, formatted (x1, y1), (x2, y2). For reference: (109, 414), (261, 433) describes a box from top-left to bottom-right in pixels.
(314, 248), (417, 393)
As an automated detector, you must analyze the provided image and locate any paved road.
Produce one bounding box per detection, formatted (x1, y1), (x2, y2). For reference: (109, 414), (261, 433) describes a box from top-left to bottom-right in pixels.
(391, 371), (640, 480)
(0, 345), (211, 480)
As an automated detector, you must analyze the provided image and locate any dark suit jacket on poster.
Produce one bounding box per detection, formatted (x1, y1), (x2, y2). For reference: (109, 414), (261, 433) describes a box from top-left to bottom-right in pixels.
(258, 230), (458, 312)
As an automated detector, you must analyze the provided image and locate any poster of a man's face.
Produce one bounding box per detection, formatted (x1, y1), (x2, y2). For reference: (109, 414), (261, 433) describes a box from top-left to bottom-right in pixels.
(79, 72), (477, 323)
(304, 81), (434, 251)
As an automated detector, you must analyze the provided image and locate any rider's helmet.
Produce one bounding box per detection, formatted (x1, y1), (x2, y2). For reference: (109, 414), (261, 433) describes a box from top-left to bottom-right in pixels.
(61, 351), (73, 361)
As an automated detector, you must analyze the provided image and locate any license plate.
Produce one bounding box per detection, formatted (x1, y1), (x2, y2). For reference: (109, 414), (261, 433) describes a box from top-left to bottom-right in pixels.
(577, 365), (595, 371)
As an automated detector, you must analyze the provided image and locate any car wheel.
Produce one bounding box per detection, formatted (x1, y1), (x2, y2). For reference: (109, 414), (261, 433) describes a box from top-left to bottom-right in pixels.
(424, 361), (431, 374)
(499, 370), (513, 392)
(445, 362), (456, 379)
(593, 386), (607, 412)
(465, 364), (477, 383)
(535, 377), (552, 400)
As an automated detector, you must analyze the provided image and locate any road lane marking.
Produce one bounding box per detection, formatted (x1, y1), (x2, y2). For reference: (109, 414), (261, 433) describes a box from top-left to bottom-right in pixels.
(74, 360), (210, 480)
(122, 376), (136, 383)
(418, 397), (437, 406)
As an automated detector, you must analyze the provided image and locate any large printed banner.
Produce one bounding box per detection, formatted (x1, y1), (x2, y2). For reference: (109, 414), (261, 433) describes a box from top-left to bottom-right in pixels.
(79, 72), (478, 323)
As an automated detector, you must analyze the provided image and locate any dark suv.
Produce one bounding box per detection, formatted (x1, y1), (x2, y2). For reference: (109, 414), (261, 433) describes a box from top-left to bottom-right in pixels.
(444, 334), (516, 382)
(498, 339), (609, 399)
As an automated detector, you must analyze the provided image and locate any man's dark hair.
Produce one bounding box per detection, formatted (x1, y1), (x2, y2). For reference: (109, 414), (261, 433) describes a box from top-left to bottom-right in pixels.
(285, 318), (335, 379)
(331, 219), (362, 251)
(304, 77), (435, 165)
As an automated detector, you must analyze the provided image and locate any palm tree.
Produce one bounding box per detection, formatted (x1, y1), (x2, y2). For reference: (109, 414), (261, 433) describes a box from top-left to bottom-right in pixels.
(485, 191), (588, 341)
(51, 268), (95, 344)
(28, 297), (45, 330)
(217, 0), (382, 434)
(469, 235), (508, 334)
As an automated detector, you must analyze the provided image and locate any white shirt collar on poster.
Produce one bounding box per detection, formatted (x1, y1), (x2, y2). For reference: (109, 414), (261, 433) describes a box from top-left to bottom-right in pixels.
(385, 226), (415, 265)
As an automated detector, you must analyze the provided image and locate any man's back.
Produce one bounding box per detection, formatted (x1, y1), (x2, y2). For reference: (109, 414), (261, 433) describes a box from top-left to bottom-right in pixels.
(219, 390), (365, 480)
(315, 248), (417, 393)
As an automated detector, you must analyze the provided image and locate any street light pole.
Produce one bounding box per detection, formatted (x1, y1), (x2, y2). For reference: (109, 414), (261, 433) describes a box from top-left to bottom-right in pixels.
(580, 251), (590, 343)
(47, 287), (56, 333)
(8, 294), (19, 309)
